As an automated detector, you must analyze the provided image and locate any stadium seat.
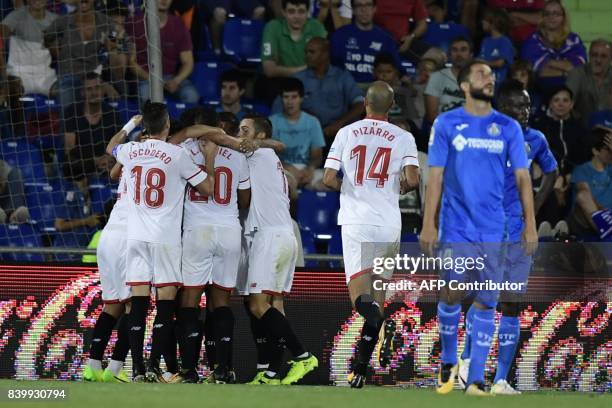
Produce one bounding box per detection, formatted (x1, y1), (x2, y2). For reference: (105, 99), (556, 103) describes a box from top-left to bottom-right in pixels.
(243, 102), (271, 116)
(194, 20), (215, 61)
(106, 99), (140, 127)
(0, 139), (46, 183)
(222, 19), (265, 63)
(0, 223), (44, 262)
(190, 62), (234, 102)
(25, 183), (87, 232)
(297, 190), (340, 238)
(52, 229), (94, 262)
(400, 60), (416, 78)
(89, 181), (117, 215)
(165, 99), (196, 120)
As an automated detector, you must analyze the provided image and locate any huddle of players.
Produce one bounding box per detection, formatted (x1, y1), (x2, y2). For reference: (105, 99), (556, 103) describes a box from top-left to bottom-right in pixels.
(82, 103), (317, 384)
(84, 61), (554, 393)
(321, 65), (556, 395)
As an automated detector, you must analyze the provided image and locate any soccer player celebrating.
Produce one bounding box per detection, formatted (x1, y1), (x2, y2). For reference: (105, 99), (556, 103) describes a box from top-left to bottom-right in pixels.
(82, 163), (131, 383)
(457, 79), (558, 395)
(420, 61), (538, 395)
(322, 81), (420, 388)
(239, 114), (318, 385)
(106, 104), (219, 382)
(168, 113), (252, 384)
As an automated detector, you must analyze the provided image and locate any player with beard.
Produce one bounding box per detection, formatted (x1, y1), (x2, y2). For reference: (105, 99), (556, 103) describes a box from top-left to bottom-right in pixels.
(420, 61), (538, 395)
(458, 80), (558, 394)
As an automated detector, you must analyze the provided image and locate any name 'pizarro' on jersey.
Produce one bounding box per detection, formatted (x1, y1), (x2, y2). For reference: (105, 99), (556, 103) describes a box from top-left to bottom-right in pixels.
(324, 118), (419, 228)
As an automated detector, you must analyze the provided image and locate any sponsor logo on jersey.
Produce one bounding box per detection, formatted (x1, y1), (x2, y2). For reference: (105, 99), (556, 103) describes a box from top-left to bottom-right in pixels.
(453, 134), (504, 153)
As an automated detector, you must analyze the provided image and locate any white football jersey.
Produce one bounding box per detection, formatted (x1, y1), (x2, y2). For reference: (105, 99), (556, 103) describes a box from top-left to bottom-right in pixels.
(181, 138), (250, 228)
(113, 138), (207, 245)
(245, 148), (292, 232)
(324, 118), (419, 228)
(106, 170), (129, 228)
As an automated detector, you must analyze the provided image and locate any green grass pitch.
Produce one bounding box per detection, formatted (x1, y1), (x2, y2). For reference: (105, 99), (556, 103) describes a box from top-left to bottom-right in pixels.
(0, 380), (609, 408)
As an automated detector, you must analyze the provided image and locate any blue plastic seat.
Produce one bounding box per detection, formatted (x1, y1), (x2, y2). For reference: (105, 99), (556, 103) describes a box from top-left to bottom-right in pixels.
(190, 62), (234, 102)
(0, 223), (44, 262)
(53, 229), (93, 261)
(89, 182), (116, 215)
(297, 190), (340, 238)
(106, 99), (140, 127)
(0, 139), (46, 183)
(222, 19), (265, 63)
(165, 99), (196, 120)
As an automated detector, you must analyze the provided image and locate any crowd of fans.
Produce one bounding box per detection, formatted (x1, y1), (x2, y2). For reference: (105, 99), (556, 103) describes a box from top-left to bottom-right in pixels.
(0, 0), (611, 254)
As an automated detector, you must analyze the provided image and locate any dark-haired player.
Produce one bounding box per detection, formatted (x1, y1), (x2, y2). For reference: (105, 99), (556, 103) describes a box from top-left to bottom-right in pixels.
(238, 114), (318, 385)
(106, 104), (218, 381)
(490, 79), (557, 395)
(420, 61), (538, 395)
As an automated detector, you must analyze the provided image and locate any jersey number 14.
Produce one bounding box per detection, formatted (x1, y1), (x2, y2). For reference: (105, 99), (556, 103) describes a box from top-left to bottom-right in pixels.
(350, 145), (391, 188)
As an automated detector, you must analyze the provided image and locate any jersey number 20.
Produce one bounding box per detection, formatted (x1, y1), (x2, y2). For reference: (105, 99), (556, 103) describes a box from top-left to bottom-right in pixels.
(350, 145), (391, 188)
(188, 166), (233, 205)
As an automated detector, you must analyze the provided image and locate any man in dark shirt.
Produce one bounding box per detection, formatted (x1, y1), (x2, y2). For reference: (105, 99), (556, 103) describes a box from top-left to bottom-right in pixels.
(63, 72), (120, 196)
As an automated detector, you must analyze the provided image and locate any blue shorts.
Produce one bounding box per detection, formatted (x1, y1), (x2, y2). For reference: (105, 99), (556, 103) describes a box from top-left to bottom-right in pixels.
(439, 230), (504, 306)
(503, 216), (532, 294)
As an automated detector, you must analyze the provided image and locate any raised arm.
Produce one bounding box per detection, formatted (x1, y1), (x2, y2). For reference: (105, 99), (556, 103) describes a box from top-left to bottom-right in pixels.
(106, 115), (142, 156)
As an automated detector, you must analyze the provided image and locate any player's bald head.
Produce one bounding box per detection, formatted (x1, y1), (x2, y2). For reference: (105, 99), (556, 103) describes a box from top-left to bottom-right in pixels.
(365, 81), (394, 115)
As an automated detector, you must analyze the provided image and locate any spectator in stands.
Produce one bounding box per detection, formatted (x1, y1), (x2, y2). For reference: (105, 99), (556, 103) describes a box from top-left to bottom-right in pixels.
(126, 0), (199, 104)
(269, 77), (325, 190)
(568, 128), (612, 239)
(216, 69), (251, 121)
(261, 0), (327, 78)
(315, 0), (351, 32)
(486, 0), (544, 44)
(424, 36), (472, 124)
(62, 72), (120, 198)
(104, 1), (131, 98)
(330, 0), (400, 85)
(532, 86), (589, 225)
(44, 0), (121, 110)
(566, 39), (612, 128)
(373, 0), (429, 62)
(422, 0), (469, 54)
(0, 160), (30, 224)
(520, 0), (586, 90)
(509, 59), (543, 120)
(372, 53), (420, 131)
(479, 7), (514, 87)
(1, 0), (57, 44)
(533, 86), (589, 174)
(290, 37), (364, 141)
(202, 0), (266, 54)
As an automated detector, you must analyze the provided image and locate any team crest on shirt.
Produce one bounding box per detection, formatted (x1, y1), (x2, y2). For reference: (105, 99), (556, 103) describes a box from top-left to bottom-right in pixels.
(369, 41), (382, 51)
(347, 37), (359, 50)
(487, 122), (501, 137)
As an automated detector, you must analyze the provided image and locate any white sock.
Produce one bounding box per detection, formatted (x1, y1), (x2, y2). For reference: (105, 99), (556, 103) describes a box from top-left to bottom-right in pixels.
(256, 364), (269, 370)
(87, 359), (102, 371)
(265, 370), (277, 378)
(108, 360), (124, 376)
(296, 352), (309, 359)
